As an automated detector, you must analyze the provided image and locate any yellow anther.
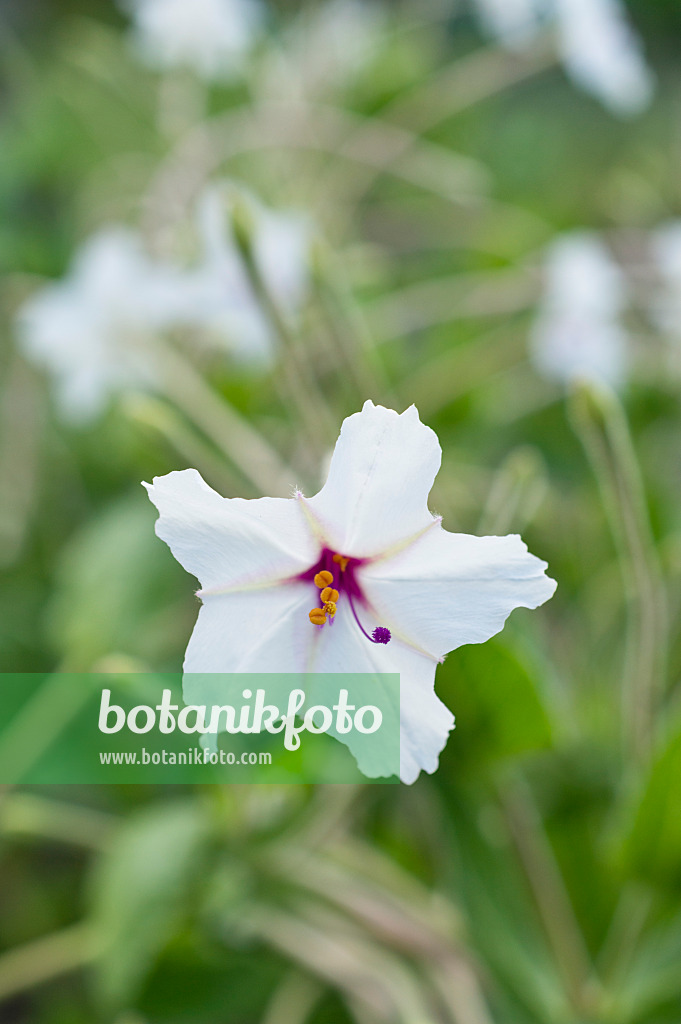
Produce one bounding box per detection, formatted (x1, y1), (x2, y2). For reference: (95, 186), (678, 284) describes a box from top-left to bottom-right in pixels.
(323, 601), (337, 617)
(314, 570), (334, 588)
(320, 587), (339, 604)
(309, 608), (327, 625)
(332, 553), (349, 572)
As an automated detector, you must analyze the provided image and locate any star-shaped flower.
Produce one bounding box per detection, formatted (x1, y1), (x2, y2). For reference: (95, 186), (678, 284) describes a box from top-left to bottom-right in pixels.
(144, 402), (556, 783)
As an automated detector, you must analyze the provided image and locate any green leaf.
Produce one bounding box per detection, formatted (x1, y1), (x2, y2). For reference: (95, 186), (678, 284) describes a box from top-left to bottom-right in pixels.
(48, 495), (190, 668)
(619, 720), (681, 889)
(88, 799), (211, 1010)
(439, 637), (554, 767)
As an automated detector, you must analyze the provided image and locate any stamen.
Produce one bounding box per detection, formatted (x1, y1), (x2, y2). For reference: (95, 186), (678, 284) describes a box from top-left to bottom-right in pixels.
(306, 551), (388, 639)
(347, 591), (391, 645)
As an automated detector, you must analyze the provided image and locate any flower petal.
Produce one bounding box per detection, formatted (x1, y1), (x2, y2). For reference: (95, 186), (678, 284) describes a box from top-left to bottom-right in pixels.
(308, 604), (453, 783)
(361, 527), (556, 660)
(184, 583), (313, 674)
(183, 587), (453, 783)
(305, 401), (441, 557)
(144, 469), (317, 591)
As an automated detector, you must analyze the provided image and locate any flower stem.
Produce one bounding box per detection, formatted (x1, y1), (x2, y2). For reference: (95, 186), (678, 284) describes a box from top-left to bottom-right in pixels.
(498, 774), (598, 1016)
(364, 267), (539, 345)
(0, 793), (116, 851)
(122, 392), (240, 496)
(0, 672), (95, 786)
(248, 903), (441, 1024)
(230, 205), (336, 448)
(378, 37), (557, 134)
(319, 41), (556, 211)
(311, 241), (396, 408)
(0, 923), (101, 1005)
(477, 446), (547, 536)
(156, 344), (297, 497)
(261, 971), (324, 1024)
(569, 382), (667, 763)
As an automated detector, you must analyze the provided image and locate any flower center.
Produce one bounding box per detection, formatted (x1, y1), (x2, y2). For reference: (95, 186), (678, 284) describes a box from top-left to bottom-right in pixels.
(305, 550), (391, 645)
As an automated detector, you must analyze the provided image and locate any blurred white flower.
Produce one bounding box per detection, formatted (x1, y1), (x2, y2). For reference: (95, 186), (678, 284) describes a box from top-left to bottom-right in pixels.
(123, 0), (263, 80)
(17, 228), (188, 423)
(650, 221), (681, 339)
(183, 185), (311, 361)
(553, 0), (653, 117)
(145, 401), (556, 783)
(474, 0), (541, 50)
(16, 188), (313, 422)
(530, 232), (629, 388)
(473, 0), (653, 116)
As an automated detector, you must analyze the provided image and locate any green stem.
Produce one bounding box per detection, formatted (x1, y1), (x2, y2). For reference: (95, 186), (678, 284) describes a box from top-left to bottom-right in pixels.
(248, 903), (437, 1024)
(0, 923), (101, 1004)
(569, 383), (667, 763)
(596, 883), (653, 989)
(261, 971), (324, 1024)
(363, 268), (539, 345)
(157, 344), (298, 497)
(231, 206), (336, 449)
(320, 41), (556, 211)
(122, 392), (240, 496)
(498, 775), (598, 1016)
(311, 242), (396, 408)
(477, 446), (547, 536)
(0, 673), (96, 786)
(0, 793), (116, 851)
(378, 37), (557, 134)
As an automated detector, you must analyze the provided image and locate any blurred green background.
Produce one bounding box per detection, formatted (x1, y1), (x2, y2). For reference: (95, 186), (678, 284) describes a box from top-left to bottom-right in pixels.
(2, 0), (681, 1021)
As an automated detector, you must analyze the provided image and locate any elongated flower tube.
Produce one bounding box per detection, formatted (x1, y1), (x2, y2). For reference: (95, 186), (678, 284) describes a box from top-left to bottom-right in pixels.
(145, 402), (556, 782)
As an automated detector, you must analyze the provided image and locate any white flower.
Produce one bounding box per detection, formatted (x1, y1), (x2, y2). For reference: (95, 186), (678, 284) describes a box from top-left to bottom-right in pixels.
(473, 0), (653, 117)
(16, 190), (312, 422)
(553, 0), (654, 117)
(123, 0), (263, 80)
(16, 228), (187, 423)
(144, 402), (556, 783)
(473, 0), (541, 50)
(530, 232), (629, 389)
(183, 185), (311, 361)
(650, 221), (681, 339)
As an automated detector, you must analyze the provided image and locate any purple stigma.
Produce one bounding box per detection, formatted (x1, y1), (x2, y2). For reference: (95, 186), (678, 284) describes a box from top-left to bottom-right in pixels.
(372, 626), (391, 645)
(347, 591), (392, 646)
